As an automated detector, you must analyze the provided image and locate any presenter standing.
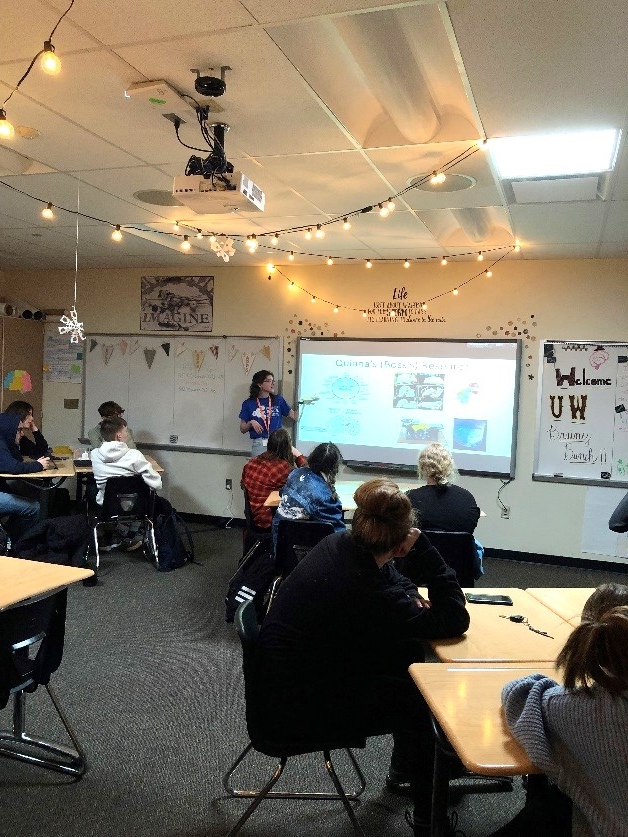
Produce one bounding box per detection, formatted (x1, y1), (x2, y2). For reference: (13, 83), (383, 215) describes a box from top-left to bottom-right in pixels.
(239, 370), (297, 457)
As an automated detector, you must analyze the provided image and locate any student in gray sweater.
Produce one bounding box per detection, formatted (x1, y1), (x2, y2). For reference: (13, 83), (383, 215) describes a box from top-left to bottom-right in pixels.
(493, 584), (628, 837)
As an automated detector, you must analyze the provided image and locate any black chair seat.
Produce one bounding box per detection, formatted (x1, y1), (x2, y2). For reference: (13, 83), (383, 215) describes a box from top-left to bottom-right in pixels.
(422, 529), (479, 587)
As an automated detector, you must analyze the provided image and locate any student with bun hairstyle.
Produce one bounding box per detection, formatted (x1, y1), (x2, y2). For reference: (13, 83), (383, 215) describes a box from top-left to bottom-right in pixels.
(258, 478), (470, 836)
(493, 583), (628, 837)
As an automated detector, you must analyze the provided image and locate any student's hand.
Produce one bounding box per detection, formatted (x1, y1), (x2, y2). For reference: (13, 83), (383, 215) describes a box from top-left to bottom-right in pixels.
(249, 420), (263, 434)
(393, 527), (421, 558)
(292, 446), (303, 458)
(37, 456), (51, 469)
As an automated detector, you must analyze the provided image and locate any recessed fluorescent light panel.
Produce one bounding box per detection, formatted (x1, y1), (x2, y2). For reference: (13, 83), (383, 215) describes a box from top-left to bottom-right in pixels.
(490, 129), (621, 179)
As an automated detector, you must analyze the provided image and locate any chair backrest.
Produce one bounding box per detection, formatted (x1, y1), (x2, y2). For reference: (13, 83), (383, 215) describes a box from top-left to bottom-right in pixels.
(275, 519), (335, 577)
(235, 599), (259, 646)
(0, 589), (67, 709)
(422, 530), (478, 587)
(242, 486), (272, 556)
(101, 475), (155, 521)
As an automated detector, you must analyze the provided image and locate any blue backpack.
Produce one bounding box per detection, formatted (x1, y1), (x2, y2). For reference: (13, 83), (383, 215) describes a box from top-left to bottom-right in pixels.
(154, 500), (195, 572)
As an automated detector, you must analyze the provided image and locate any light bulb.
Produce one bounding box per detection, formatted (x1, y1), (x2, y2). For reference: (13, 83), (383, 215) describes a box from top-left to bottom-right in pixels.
(311, 296), (316, 303)
(209, 233), (216, 243)
(477, 252), (484, 262)
(327, 257), (333, 265)
(390, 310), (396, 318)
(404, 260), (410, 269)
(514, 242), (521, 253)
(111, 224), (122, 242)
(0, 109), (14, 139)
(452, 287), (459, 296)
(441, 256), (448, 266)
(366, 259), (372, 268)
(485, 269), (493, 278)
(333, 307), (338, 313)
(42, 202), (54, 220)
(271, 234), (278, 246)
(196, 229), (203, 239)
(387, 199), (396, 212)
(267, 263), (275, 271)
(289, 281), (295, 287)
(173, 221), (180, 231)
(181, 235), (191, 251)
(288, 251), (294, 261)
(362, 311), (367, 318)
(478, 138), (488, 150)
(315, 224), (324, 239)
(40, 41), (61, 75)
(421, 302), (427, 310)
(430, 171), (446, 185)
(304, 228), (312, 240)
(378, 203), (389, 218)
(342, 218), (351, 230)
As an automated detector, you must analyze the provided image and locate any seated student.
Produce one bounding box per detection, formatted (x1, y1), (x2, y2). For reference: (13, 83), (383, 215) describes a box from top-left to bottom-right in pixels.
(4, 400), (49, 458)
(88, 401), (137, 449)
(241, 428), (307, 531)
(406, 442), (484, 577)
(258, 478), (470, 837)
(271, 441), (345, 546)
(90, 416), (161, 551)
(608, 491), (628, 533)
(0, 412), (50, 540)
(491, 583), (628, 837)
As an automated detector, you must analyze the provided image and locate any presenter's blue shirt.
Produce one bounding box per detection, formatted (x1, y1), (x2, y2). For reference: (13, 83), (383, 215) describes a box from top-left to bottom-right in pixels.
(239, 395), (291, 439)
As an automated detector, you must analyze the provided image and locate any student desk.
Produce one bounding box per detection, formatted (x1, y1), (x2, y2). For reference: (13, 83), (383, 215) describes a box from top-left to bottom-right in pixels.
(409, 662), (550, 837)
(426, 588), (574, 663)
(525, 588), (595, 627)
(0, 554), (93, 610)
(74, 454), (164, 503)
(0, 459), (76, 518)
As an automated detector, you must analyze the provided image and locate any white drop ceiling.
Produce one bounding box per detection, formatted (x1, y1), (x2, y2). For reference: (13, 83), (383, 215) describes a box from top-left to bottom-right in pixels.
(1, 0), (628, 271)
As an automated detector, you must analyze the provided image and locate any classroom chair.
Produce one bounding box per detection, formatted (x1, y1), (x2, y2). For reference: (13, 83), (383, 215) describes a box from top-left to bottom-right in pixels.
(242, 486), (272, 557)
(421, 530), (480, 587)
(0, 588), (86, 776)
(91, 475), (158, 573)
(266, 519), (335, 611)
(223, 599), (367, 836)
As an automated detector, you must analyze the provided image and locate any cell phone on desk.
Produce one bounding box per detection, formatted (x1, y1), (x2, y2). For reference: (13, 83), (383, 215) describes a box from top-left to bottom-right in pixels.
(465, 593), (513, 606)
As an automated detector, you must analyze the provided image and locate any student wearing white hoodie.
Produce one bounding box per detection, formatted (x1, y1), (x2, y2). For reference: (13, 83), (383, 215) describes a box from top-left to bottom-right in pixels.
(90, 416), (162, 550)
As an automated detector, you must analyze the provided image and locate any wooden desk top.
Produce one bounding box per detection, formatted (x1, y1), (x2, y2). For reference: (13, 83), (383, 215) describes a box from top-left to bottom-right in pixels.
(427, 588), (575, 663)
(0, 555), (93, 611)
(74, 453), (164, 474)
(408, 662), (553, 776)
(526, 588), (595, 627)
(0, 458), (76, 479)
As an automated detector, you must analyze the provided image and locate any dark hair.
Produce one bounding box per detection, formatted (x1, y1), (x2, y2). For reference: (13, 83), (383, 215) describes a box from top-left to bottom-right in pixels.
(582, 583), (628, 622)
(100, 415), (127, 441)
(352, 478), (415, 556)
(557, 604), (628, 696)
(5, 400), (34, 420)
(249, 370), (273, 399)
(267, 428), (295, 466)
(98, 401), (124, 418)
(307, 442), (341, 492)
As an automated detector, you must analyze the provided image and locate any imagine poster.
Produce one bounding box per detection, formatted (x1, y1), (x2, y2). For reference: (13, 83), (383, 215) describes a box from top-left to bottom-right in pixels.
(140, 275), (214, 332)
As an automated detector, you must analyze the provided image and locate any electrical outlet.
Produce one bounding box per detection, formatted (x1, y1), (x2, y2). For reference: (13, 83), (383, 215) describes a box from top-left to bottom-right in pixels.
(225, 478), (232, 491)
(501, 506), (510, 519)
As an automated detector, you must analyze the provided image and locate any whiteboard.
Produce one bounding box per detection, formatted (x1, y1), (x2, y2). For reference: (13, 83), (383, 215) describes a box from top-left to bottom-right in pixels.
(82, 335), (283, 452)
(534, 340), (628, 486)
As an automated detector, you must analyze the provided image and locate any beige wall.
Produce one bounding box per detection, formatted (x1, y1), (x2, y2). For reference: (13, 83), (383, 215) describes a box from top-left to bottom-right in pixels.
(2, 256), (627, 562)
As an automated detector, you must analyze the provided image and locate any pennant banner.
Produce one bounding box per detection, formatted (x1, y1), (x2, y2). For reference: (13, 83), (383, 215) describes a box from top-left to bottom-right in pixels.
(209, 344), (219, 361)
(261, 344), (271, 361)
(192, 349), (205, 371)
(161, 342), (171, 356)
(144, 348), (156, 369)
(241, 352), (255, 376)
(102, 344), (115, 366)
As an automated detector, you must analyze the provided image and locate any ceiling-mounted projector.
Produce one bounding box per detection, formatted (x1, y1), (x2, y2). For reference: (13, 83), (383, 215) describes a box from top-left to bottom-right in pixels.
(173, 172), (265, 214)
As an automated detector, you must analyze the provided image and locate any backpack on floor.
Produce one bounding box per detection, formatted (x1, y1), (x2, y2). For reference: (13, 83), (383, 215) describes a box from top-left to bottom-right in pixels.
(154, 499), (195, 572)
(225, 538), (275, 622)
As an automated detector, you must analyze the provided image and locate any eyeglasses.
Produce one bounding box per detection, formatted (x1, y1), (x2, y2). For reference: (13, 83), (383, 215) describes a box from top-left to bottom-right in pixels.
(263, 378), (274, 383)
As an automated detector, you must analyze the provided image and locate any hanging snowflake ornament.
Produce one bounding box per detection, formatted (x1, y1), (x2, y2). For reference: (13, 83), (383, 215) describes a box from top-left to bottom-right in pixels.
(211, 236), (236, 262)
(58, 306), (85, 343)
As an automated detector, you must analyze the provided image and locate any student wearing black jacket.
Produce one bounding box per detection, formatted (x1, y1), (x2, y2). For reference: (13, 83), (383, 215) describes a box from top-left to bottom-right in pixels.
(4, 400), (49, 459)
(258, 478), (470, 837)
(0, 412), (49, 539)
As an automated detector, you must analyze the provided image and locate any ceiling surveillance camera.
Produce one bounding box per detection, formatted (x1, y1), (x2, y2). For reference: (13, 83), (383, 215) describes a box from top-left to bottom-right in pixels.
(191, 66), (230, 98)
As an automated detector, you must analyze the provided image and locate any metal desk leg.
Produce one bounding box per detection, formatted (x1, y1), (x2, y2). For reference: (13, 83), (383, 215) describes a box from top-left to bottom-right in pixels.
(431, 741), (449, 837)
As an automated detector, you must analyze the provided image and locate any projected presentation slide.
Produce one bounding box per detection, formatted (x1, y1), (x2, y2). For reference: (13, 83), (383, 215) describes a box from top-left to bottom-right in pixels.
(295, 338), (520, 476)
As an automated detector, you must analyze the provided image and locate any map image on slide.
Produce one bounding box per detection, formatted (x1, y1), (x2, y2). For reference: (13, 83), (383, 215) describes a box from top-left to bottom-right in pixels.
(398, 420), (446, 445)
(453, 418), (487, 451)
(393, 372), (445, 410)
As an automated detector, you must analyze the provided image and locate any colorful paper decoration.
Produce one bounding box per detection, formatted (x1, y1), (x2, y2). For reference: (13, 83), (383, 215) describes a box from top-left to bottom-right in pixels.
(228, 344), (238, 362)
(261, 344), (271, 360)
(144, 348), (156, 369)
(119, 339), (128, 355)
(102, 344), (114, 365)
(176, 342), (187, 357)
(192, 349), (205, 371)
(209, 345), (219, 361)
(241, 352), (255, 375)
(3, 370), (32, 392)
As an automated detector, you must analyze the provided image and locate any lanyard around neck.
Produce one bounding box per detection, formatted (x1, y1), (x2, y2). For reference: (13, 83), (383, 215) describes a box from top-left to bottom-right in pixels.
(256, 395), (272, 435)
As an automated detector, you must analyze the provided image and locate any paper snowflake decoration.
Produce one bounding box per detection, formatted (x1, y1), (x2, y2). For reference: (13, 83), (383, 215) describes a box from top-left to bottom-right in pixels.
(58, 306), (86, 343)
(211, 236), (236, 262)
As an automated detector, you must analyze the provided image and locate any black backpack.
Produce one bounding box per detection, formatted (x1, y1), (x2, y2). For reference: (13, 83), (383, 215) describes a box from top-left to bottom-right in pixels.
(154, 499), (195, 572)
(225, 538), (275, 622)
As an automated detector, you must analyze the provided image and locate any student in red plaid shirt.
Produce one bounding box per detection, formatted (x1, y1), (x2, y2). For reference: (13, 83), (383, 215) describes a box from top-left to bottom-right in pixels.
(241, 429), (307, 530)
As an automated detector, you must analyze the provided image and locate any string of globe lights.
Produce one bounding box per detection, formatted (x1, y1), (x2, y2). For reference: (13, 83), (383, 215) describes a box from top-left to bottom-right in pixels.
(0, 0), (75, 139)
(264, 247), (515, 318)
